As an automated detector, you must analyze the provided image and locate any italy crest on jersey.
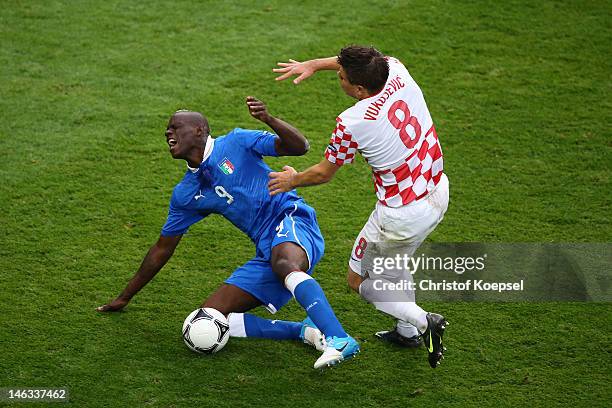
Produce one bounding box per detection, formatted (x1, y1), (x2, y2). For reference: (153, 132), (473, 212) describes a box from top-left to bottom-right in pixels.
(219, 157), (234, 175)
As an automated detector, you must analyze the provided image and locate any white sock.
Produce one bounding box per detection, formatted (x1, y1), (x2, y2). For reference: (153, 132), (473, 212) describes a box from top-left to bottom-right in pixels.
(359, 279), (428, 332)
(227, 313), (247, 337)
(396, 320), (419, 337)
(284, 271), (312, 295)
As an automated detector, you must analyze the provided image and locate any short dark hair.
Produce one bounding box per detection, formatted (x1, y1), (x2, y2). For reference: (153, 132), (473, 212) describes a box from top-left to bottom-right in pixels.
(337, 45), (389, 93)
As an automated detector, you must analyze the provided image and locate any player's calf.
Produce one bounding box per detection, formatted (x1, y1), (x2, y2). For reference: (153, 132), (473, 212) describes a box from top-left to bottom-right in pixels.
(228, 313), (325, 351)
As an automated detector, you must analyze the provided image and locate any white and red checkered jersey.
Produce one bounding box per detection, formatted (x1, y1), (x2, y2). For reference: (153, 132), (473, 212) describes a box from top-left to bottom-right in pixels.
(325, 57), (444, 207)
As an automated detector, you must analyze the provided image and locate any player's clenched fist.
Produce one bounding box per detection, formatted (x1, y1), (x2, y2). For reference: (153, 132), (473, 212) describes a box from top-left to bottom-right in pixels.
(246, 96), (271, 123)
(268, 165), (298, 196)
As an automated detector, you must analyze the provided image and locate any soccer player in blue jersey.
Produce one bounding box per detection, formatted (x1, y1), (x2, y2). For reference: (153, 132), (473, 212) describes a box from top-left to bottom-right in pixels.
(97, 97), (359, 368)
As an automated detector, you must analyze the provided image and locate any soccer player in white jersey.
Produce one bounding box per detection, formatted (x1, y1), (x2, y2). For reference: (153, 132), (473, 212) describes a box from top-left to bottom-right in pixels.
(268, 45), (449, 368)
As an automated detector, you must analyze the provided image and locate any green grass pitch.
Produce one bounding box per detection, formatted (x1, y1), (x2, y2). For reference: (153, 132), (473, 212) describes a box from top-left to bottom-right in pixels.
(1, 0), (610, 407)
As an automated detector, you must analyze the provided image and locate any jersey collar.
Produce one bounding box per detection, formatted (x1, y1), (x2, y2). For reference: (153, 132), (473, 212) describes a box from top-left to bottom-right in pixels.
(187, 135), (215, 173)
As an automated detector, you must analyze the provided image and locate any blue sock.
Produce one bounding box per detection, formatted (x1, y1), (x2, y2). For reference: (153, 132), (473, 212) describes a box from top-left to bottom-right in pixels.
(294, 278), (348, 338)
(243, 313), (302, 340)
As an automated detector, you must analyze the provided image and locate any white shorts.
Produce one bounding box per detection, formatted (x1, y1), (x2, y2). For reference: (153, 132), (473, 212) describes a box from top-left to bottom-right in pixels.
(349, 173), (450, 276)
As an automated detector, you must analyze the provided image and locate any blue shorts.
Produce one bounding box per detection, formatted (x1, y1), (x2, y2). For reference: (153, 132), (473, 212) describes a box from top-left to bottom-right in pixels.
(225, 201), (325, 313)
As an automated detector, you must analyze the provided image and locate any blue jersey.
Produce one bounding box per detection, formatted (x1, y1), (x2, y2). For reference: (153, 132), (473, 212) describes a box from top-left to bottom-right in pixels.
(161, 128), (303, 243)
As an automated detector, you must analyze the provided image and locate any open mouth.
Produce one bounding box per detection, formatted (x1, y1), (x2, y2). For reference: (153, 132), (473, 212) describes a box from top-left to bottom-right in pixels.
(168, 138), (178, 149)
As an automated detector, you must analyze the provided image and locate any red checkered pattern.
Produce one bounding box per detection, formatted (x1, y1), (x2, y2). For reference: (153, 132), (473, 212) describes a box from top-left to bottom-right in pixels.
(373, 126), (443, 207)
(325, 118), (359, 166)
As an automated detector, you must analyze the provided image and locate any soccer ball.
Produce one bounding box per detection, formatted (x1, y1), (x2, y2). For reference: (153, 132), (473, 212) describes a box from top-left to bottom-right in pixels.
(182, 308), (230, 354)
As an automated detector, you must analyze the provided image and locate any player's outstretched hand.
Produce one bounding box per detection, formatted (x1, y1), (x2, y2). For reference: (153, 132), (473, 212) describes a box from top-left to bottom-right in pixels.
(96, 297), (129, 312)
(246, 96), (271, 123)
(273, 59), (315, 84)
(268, 165), (298, 195)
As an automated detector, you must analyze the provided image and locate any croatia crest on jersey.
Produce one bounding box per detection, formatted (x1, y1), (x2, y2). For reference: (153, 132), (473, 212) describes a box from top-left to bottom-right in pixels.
(219, 157), (234, 175)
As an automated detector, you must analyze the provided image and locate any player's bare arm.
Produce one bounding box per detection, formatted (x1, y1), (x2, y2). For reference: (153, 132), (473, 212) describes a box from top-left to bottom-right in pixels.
(273, 56), (339, 84)
(268, 159), (339, 196)
(96, 234), (182, 312)
(246, 96), (309, 156)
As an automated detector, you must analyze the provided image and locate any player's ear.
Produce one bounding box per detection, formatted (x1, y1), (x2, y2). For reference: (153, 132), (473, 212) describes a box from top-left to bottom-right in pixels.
(356, 85), (368, 99)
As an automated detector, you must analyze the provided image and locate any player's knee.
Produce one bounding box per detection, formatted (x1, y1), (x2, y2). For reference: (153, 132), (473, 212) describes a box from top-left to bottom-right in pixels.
(201, 299), (228, 315)
(271, 244), (309, 280)
(271, 257), (303, 281)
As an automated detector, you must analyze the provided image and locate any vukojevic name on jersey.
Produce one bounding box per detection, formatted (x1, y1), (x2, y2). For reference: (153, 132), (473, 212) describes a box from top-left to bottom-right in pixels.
(161, 128), (302, 242)
(325, 57), (444, 208)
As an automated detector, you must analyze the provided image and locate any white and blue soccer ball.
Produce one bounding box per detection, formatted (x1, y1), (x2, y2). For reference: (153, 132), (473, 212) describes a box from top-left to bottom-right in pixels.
(182, 308), (230, 354)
